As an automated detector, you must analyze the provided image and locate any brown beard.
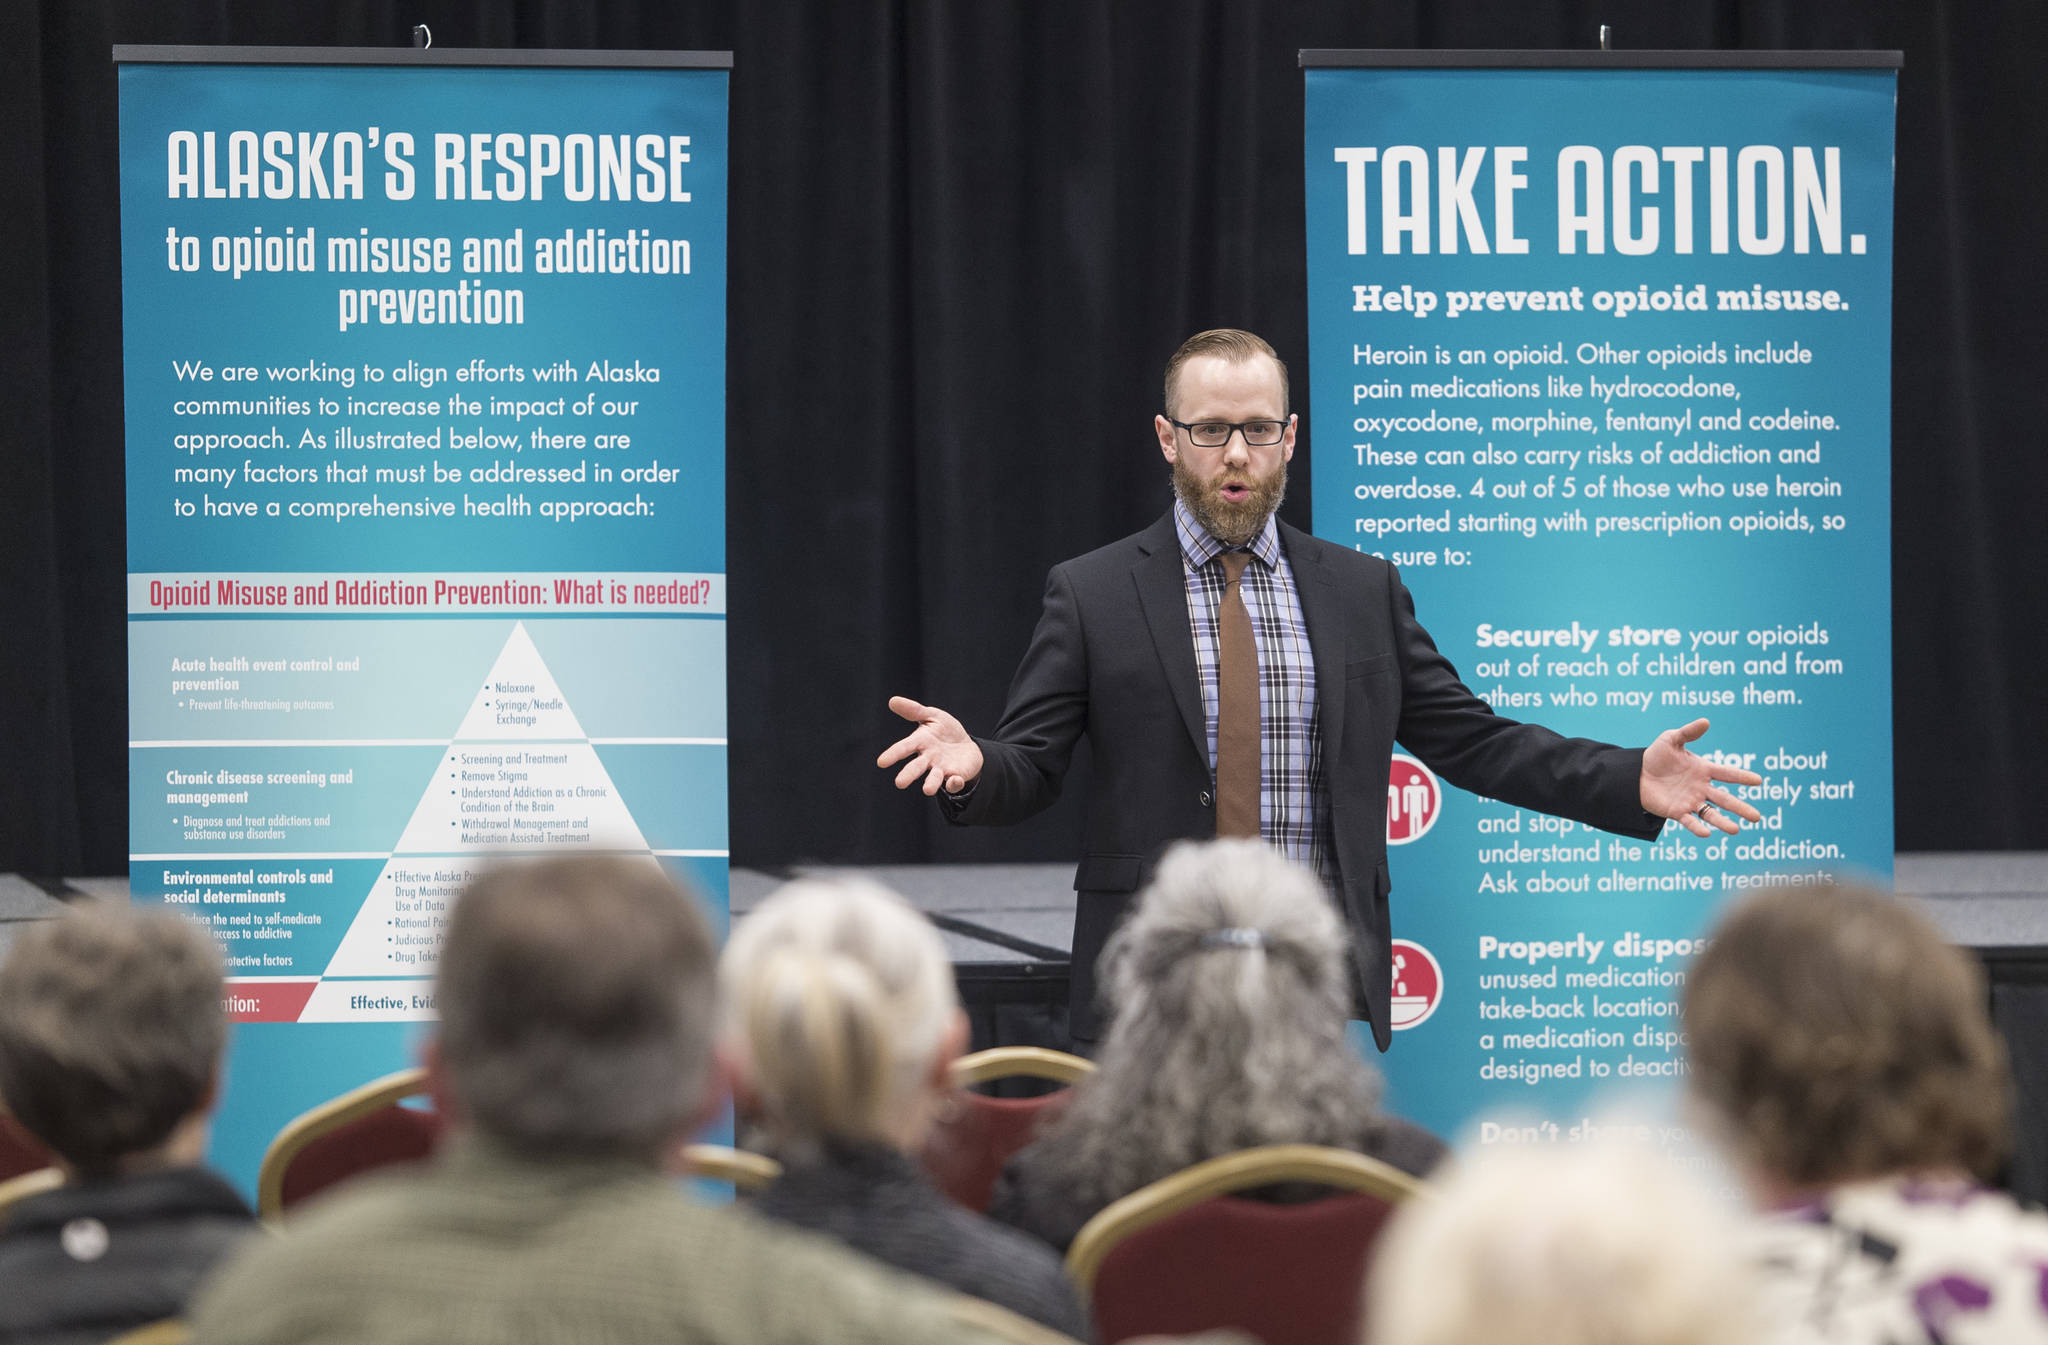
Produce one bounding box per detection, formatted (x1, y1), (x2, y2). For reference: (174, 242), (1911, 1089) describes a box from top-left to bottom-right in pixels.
(1172, 453), (1287, 547)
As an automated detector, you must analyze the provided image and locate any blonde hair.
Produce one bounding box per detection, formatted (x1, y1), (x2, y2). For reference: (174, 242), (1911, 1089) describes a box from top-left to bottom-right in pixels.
(720, 877), (958, 1151)
(1368, 1144), (1758, 1345)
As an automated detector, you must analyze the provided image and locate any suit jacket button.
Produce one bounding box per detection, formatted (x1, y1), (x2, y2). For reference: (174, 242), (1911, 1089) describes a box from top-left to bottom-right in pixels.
(1198, 790), (1213, 807)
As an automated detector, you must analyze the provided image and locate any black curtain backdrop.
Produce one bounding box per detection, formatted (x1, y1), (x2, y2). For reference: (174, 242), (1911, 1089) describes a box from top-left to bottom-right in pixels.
(2, 1), (2040, 877)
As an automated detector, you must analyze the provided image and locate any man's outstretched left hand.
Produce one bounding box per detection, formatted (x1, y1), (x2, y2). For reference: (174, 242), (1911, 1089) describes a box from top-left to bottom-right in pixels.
(1640, 718), (1765, 838)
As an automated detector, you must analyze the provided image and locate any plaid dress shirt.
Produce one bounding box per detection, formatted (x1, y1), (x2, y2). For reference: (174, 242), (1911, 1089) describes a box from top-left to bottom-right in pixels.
(1174, 499), (1332, 883)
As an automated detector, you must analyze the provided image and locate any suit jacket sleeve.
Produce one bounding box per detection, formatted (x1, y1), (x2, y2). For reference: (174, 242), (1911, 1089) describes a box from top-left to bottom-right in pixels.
(1389, 566), (1663, 841)
(941, 564), (1089, 828)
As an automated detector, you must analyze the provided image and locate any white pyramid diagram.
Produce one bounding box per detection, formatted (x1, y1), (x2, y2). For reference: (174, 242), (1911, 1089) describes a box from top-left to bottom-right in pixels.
(444, 623), (589, 742)
(303, 622), (655, 1018)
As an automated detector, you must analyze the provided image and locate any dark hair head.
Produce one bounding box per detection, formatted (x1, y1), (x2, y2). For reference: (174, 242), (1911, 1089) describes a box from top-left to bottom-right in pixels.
(0, 904), (226, 1175)
(437, 856), (717, 1164)
(1684, 882), (2010, 1185)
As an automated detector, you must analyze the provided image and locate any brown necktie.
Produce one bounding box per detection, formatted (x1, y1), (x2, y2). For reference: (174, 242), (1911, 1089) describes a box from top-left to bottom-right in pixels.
(1215, 551), (1261, 838)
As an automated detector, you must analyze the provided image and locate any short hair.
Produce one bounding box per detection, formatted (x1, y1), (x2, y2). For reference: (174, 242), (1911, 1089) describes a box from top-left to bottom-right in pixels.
(719, 877), (958, 1153)
(1368, 1144), (1758, 1345)
(1022, 840), (1384, 1210)
(1162, 329), (1290, 418)
(1683, 882), (2010, 1185)
(0, 904), (226, 1175)
(437, 856), (716, 1163)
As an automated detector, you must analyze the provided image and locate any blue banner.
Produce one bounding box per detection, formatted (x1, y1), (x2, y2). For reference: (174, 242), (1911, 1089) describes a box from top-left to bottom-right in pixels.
(1305, 62), (1895, 1146)
(117, 54), (729, 1195)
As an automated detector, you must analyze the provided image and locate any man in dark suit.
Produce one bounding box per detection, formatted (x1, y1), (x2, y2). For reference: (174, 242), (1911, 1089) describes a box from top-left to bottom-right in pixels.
(879, 329), (1763, 1047)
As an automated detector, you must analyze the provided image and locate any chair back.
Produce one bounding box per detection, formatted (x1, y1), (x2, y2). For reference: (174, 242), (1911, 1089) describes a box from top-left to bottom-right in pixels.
(103, 1321), (191, 1345)
(681, 1143), (782, 1193)
(1068, 1143), (1427, 1345)
(258, 1067), (441, 1219)
(0, 1165), (64, 1222)
(0, 1112), (55, 1182)
(922, 1047), (1095, 1212)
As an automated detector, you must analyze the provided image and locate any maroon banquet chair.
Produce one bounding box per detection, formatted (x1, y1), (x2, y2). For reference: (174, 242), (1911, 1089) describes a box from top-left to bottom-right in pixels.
(920, 1046), (1095, 1212)
(256, 1067), (443, 1219)
(0, 1111), (56, 1182)
(1066, 1144), (1428, 1345)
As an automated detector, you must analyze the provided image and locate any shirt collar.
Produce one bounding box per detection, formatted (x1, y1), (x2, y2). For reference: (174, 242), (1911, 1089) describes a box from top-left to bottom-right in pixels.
(1173, 496), (1281, 572)
(5, 1165), (254, 1231)
(439, 1130), (661, 1193)
(774, 1138), (928, 1189)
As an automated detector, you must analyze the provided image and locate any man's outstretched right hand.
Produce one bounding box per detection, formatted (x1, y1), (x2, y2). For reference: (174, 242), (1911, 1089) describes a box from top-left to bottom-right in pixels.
(877, 696), (984, 796)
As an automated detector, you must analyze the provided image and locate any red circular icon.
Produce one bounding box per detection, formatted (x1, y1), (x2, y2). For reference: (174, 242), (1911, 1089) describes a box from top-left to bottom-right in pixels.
(1389, 938), (1444, 1031)
(1386, 754), (1442, 845)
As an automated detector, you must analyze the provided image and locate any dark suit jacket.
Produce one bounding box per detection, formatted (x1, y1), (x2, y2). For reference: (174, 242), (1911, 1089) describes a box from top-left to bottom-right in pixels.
(946, 509), (1662, 1047)
(987, 1109), (1449, 1255)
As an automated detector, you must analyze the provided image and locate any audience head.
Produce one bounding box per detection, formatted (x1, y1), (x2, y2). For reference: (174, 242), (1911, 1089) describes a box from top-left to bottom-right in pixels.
(719, 876), (965, 1155)
(1683, 881), (2010, 1191)
(1368, 1143), (1758, 1345)
(1045, 839), (1382, 1203)
(432, 855), (717, 1165)
(0, 903), (226, 1178)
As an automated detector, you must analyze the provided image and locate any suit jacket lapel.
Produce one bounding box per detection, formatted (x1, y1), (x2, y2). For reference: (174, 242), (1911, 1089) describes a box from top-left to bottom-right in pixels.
(1281, 522), (1348, 753)
(1132, 513), (1208, 765)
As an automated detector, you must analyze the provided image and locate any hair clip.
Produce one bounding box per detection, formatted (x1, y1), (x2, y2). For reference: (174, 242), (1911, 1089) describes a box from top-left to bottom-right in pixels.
(1199, 927), (1266, 951)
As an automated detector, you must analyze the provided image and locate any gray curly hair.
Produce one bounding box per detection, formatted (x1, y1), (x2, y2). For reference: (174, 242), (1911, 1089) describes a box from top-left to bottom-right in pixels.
(1031, 839), (1383, 1209)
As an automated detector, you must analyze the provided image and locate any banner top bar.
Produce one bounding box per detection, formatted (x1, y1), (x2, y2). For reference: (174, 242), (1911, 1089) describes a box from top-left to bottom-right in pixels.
(112, 45), (732, 69)
(1299, 49), (1902, 70)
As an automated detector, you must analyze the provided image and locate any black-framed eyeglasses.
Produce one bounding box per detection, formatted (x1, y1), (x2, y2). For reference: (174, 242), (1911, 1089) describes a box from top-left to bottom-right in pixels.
(1166, 415), (1294, 448)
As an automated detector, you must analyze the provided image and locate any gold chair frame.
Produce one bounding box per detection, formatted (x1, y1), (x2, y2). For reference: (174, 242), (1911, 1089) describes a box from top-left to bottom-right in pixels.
(257, 1066), (430, 1220)
(103, 1321), (192, 1345)
(680, 1142), (782, 1192)
(950, 1046), (1097, 1089)
(1065, 1142), (1429, 1290)
(0, 1164), (63, 1219)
